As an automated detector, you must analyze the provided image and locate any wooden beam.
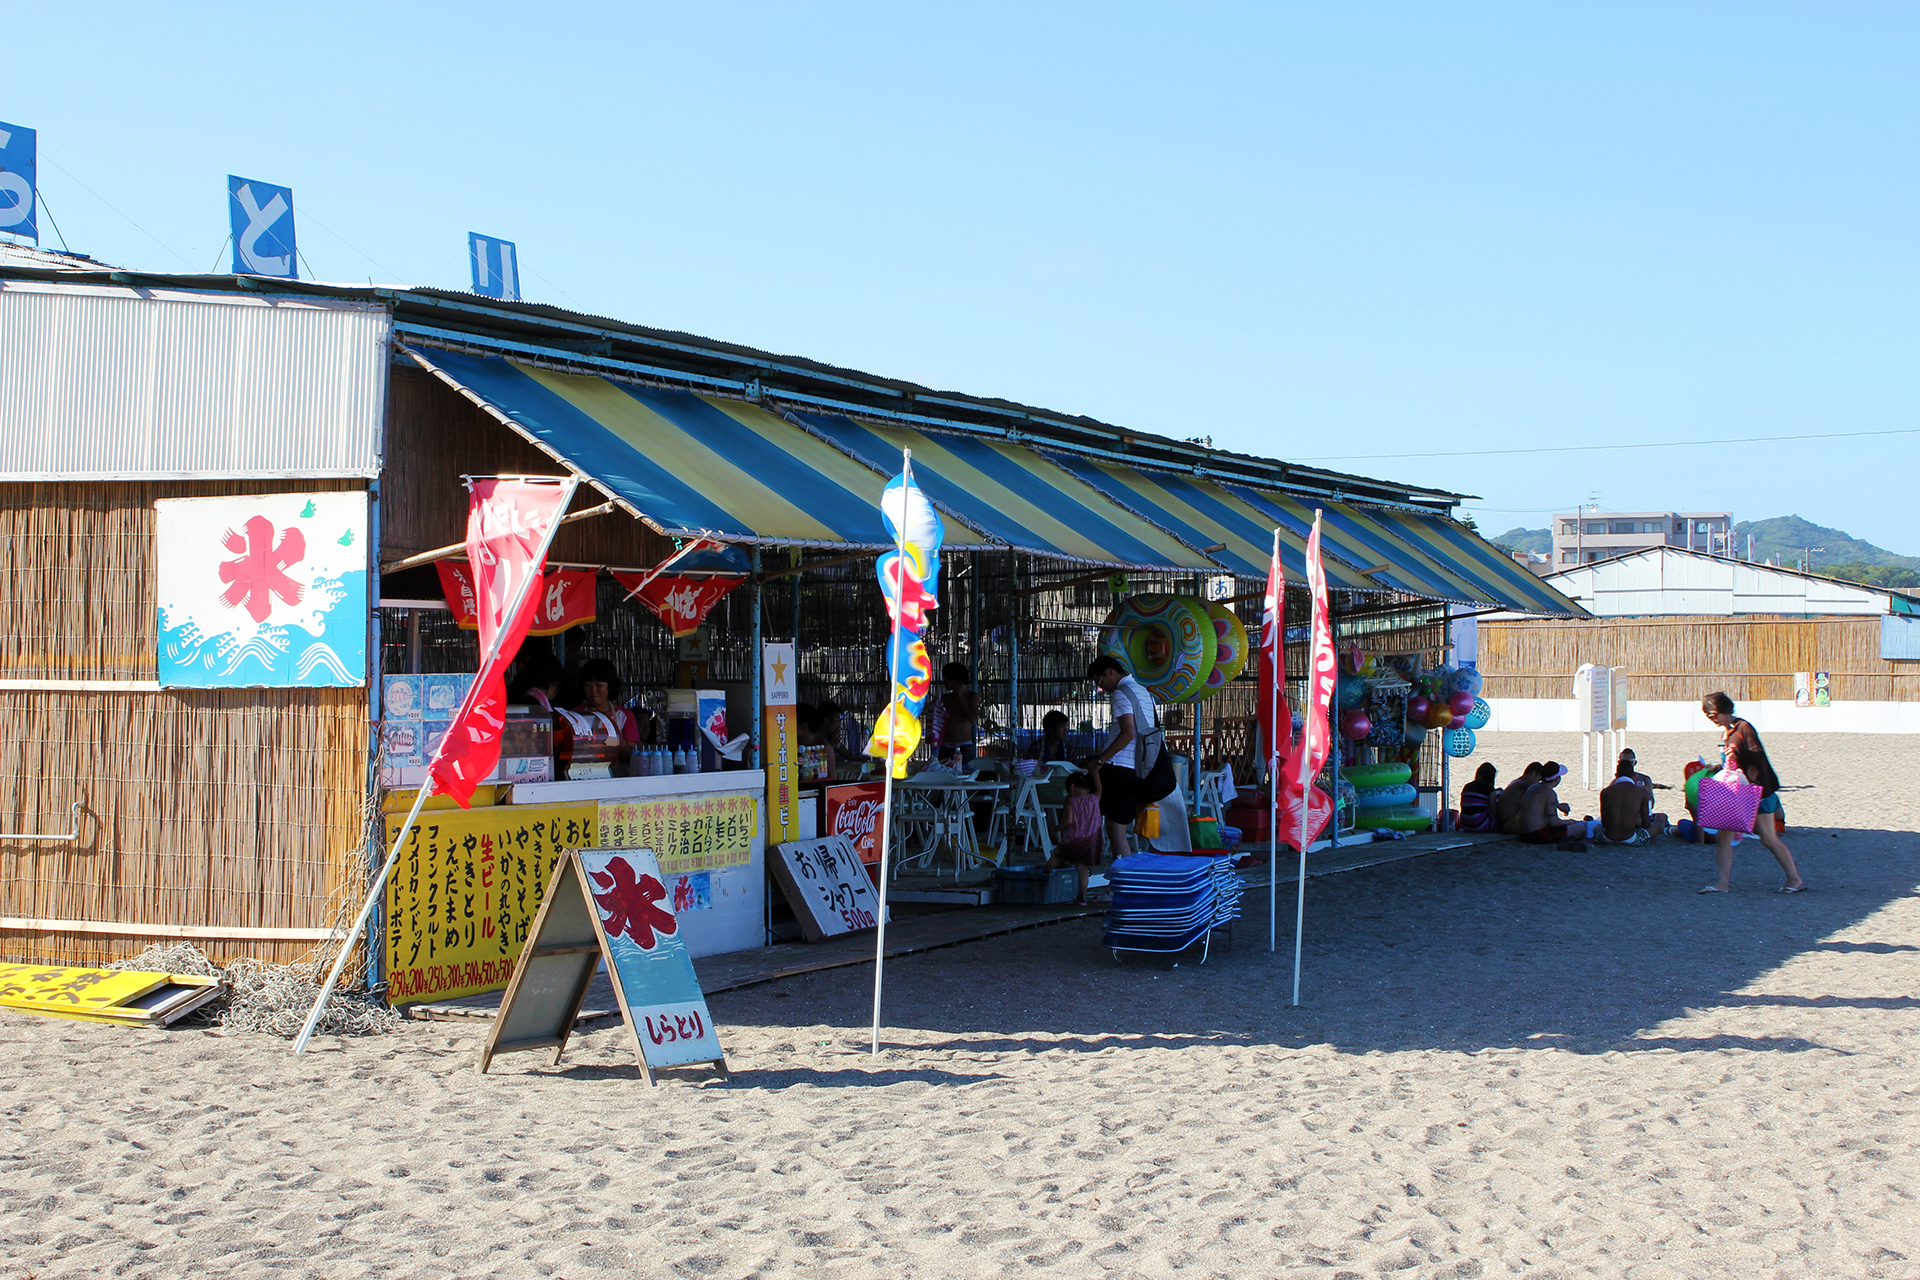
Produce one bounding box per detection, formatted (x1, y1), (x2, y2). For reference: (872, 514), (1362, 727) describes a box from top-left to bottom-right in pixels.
(753, 548), (876, 583)
(379, 501), (619, 574)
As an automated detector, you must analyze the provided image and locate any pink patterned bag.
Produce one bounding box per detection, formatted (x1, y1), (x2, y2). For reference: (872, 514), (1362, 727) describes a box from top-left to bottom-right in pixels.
(1697, 767), (1763, 834)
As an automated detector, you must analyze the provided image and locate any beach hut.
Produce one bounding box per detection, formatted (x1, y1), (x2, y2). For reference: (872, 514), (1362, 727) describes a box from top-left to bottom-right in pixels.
(0, 257), (1583, 996)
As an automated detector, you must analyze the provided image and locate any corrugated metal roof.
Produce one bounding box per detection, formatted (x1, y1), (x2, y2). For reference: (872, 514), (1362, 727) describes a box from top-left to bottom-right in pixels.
(0, 279), (389, 479)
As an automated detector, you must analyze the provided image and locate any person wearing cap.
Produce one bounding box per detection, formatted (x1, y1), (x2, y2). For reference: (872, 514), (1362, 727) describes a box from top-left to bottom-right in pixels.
(1087, 654), (1157, 860)
(1517, 761), (1576, 845)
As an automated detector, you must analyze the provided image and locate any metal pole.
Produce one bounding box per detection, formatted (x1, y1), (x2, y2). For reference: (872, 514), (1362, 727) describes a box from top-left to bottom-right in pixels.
(1008, 552), (1021, 758)
(1267, 542), (1281, 953)
(1292, 510), (1322, 1008)
(870, 451), (913, 1056)
(751, 547), (763, 771)
(295, 475), (580, 1054)
(1439, 604), (1451, 833)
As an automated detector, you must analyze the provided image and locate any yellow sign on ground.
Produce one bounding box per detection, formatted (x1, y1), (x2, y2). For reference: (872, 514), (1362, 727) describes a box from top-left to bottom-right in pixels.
(597, 792), (758, 876)
(384, 801), (598, 1004)
(0, 964), (222, 1026)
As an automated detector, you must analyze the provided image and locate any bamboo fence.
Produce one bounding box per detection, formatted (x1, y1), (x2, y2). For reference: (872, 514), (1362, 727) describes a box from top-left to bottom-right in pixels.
(1480, 615), (1920, 704)
(0, 480), (372, 968)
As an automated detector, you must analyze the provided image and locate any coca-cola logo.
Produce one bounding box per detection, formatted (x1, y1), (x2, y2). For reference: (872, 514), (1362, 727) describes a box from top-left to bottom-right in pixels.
(833, 800), (883, 846)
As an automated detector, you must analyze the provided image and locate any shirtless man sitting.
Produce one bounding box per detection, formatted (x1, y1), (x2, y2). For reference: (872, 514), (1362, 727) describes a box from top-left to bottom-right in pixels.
(1494, 762), (1544, 835)
(1517, 762), (1575, 845)
(1600, 758), (1669, 844)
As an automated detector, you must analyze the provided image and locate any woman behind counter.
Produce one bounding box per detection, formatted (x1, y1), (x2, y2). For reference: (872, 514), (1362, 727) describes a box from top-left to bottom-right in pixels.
(574, 657), (642, 774)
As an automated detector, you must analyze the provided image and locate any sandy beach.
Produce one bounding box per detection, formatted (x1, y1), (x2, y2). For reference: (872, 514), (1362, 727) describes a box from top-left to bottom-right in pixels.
(4, 730), (1918, 1278)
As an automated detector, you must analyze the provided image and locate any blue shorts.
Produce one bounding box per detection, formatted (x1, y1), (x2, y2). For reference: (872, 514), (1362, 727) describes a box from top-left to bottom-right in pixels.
(1758, 793), (1781, 814)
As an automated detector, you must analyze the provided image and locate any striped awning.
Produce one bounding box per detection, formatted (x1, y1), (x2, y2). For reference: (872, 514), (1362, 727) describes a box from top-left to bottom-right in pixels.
(1227, 487), (1586, 617)
(406, 347), (984, 549)
(789, 412), (1216, 570)
(1039, 453), (1377, 590)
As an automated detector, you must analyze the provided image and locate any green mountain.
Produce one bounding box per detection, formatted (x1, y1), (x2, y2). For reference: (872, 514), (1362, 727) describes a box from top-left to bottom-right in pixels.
(1733, 516), (1920, 573)
(1491, 526), (1550, 555)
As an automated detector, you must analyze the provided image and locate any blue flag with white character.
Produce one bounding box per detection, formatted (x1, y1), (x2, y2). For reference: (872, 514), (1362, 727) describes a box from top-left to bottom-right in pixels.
(228, 175), (297, 278)
(468, 233), (520, 300)
(0, 122), (36, 242)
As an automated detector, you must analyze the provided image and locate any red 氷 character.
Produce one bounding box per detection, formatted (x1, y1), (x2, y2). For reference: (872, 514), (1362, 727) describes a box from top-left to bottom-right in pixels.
(587, 856), (678, 950)
(217, 516), (306, 622)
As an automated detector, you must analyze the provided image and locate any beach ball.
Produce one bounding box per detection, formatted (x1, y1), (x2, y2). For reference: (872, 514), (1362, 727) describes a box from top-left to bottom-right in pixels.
(1424, 702), (1454, 731)
(1451, 668), (1483, 696)
(1444, 726), (1477, 758)
(1463, 696), (1491, 731)
(1337, 678), (1367, 710)
(1339, 707), (1372, 740)
(1406, 694), (1432, 725)
(1448, 690), (1475, 719)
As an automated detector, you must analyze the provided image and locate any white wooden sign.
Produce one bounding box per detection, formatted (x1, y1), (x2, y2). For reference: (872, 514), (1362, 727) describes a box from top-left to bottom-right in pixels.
(769, 836), (888, 942)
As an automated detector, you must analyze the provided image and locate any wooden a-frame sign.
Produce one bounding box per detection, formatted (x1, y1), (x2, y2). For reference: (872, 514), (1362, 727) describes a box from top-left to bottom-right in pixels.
(478, 846), (727, 1085)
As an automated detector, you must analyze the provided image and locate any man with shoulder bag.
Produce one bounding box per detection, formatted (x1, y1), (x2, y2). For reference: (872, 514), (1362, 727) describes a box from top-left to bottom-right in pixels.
(1087, 656), (1175, 858)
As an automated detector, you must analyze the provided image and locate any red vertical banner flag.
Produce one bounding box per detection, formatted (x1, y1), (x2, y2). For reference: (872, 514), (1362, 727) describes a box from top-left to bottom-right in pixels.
(1256, 529), (1294, 775)
(427, 477), (575, 806)
(1281, 513), (1336, 850)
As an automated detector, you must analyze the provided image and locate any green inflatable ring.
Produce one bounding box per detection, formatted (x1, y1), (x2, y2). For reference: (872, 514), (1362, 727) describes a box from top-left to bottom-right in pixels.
(1354, 805), (1433, 832)
(1341, 762), (1413, 789)
(1685, 765), (1719, 812)
(1101, 594), (1216, 703)
(1199, 601), (1249, 694)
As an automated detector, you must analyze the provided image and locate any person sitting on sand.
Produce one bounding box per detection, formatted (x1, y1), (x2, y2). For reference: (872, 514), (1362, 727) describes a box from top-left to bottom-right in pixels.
(1044, 769), (1103, 905)
(1600, 758), (1668, 844)
(1495, 762), (1544, 835)
(1517, 762), (1576, 845)
(1458, 763), (1498, 833)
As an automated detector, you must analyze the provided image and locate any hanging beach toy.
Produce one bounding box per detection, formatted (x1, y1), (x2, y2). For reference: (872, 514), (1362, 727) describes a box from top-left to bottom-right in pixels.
(1100, 594), (1217, 703)
(1199, 601), (1249, 694)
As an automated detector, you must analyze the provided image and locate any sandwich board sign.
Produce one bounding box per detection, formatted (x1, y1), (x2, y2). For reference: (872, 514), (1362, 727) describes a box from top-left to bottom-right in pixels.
(479, 846), (726, 1084)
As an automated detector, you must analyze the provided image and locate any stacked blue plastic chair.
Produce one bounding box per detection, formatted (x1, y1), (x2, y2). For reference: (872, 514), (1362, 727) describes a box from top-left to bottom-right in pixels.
(1103, 853), (1242, 964)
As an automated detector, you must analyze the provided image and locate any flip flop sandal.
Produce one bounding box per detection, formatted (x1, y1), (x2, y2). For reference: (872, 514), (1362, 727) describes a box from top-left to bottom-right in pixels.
(1699, 885), (1726, 894)
(1775, 884), (1808, 894)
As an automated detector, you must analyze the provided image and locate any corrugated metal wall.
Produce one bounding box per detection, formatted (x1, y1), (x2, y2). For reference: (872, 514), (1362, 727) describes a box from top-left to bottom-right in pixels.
(0, 281), (389, 479)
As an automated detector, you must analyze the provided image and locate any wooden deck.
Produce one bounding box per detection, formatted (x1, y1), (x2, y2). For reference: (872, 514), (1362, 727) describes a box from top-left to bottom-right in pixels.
(401, 827), (1503, 1026)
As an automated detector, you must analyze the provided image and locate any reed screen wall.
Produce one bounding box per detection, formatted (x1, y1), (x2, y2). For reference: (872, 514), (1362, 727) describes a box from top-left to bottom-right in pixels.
(0, 480), (372, 968)
(1480, 615), (1920, 703)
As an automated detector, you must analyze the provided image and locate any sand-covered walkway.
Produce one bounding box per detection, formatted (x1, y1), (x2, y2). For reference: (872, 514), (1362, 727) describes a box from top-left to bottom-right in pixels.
(4, 732), (1917, 1277)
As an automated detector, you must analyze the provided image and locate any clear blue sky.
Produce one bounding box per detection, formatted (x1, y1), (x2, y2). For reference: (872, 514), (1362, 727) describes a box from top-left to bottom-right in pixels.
(8, 3), (1917, 550)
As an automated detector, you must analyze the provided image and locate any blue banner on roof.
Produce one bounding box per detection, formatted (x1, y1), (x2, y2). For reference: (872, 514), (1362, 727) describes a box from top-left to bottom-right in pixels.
(468, 232), (520, 300)
(227, 175), (297, 278)
(0, 121), (36, 242)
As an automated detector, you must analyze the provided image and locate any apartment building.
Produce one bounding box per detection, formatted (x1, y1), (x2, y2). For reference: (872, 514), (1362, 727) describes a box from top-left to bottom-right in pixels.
(1551, 509), (1733, 567)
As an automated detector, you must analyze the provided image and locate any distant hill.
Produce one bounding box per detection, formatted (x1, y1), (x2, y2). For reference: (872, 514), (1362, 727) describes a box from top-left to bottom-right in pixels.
(1733, 516), (1920, 573)
(1492, 526), (1550, 555)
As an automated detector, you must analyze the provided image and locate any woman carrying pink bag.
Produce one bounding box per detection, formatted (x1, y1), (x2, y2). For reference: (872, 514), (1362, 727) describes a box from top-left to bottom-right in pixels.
(1699, 691), (1806, 895)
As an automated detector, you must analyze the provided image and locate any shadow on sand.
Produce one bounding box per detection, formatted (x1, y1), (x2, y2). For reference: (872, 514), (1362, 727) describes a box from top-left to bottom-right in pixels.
(709, 824), (1920, 1058)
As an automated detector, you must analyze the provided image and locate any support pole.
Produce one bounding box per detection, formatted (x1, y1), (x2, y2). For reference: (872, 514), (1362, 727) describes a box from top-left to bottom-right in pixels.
(870, 451), (914, 1056)
(295, 475), (579, 1055)
(1291, 510), (1323, 1008)
(751, 547), (764, 771)
(1008, 552), (1022, 758)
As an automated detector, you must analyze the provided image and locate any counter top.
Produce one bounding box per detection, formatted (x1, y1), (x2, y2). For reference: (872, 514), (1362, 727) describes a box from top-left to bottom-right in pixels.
(507, 769), (766, 805)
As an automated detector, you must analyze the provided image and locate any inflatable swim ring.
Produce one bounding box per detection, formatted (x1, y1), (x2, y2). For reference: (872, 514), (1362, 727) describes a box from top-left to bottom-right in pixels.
(1100, 594), (1216, 703)
(1354, 782), (1418, 809)
(1340, 762), (1412, 789)
(1201, 601), (1249, 692)
(1354, 806), (1433, 832)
